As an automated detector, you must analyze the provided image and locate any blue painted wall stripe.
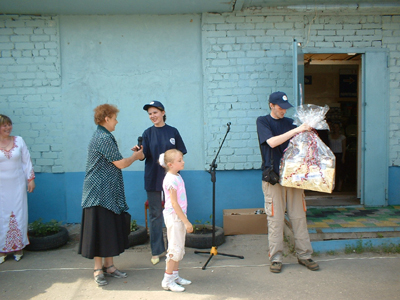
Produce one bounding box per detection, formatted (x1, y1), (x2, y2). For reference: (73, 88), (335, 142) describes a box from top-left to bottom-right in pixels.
(28, 170), (265, 227)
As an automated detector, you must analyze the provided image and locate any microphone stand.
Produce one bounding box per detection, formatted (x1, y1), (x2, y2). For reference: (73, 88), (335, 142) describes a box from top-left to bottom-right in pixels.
(194, 122), (244, 270)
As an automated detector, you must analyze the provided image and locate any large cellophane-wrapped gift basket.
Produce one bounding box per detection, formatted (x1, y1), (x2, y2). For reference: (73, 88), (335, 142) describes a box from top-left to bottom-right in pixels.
(279, 104), (336, 193)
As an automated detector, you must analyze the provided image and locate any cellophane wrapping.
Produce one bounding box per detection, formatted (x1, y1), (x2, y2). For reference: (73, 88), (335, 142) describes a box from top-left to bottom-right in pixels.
(279, 104), (336, 193)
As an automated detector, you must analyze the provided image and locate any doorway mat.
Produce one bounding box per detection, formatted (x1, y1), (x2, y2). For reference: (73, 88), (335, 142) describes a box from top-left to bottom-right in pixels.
(305, 206), (400, 230)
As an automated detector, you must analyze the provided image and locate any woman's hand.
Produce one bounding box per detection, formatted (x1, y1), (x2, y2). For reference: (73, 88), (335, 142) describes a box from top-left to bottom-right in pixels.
(27, 180), (36, 193)
(131, 145), (142, 152)
(132, 146), (145, 161)
(185, 221), (193, 233)
(113, 147), (144, 169)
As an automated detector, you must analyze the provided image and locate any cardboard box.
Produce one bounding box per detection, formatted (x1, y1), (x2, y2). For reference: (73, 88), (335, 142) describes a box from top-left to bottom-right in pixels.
(223, 208), (268, 235)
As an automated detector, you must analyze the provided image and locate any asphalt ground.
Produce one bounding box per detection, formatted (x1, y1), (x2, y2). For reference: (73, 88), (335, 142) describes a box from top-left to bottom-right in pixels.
(1, 231), (399, 300)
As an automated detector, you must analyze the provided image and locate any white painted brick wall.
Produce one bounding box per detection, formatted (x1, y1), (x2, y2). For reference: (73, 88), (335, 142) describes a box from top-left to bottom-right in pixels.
(0, 15), (63, 173)
(384, 15), (400, 166)
(1, 8), (399, 173)
(202, 6), (400, 170)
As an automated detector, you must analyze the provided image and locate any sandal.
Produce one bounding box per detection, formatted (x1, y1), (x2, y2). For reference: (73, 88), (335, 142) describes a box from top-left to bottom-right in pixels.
(151, 256), (160, 265)
(94, 269), (108, 286)
(14, 251), (23, 262)
(103, 265), (127, 278)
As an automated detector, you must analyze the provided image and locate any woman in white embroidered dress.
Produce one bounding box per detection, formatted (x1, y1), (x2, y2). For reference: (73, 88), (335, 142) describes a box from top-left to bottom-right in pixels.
(0, 114), (35, 263)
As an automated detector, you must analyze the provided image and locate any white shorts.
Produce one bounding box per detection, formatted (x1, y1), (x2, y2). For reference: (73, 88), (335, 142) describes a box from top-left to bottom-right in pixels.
(163, 211), (186, 262)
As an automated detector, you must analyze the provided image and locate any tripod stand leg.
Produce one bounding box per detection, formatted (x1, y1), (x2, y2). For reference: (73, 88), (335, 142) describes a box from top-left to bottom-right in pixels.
(194, 246), (218, 256)
(202, 253), (214, 270)
(195, 247), (243, 270)
(216, 252), (244, 259)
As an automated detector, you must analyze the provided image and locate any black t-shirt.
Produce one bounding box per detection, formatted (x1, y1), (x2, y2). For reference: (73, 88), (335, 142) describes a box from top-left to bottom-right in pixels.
(142, 124), (187, 191)
(256, 114), (296, 174)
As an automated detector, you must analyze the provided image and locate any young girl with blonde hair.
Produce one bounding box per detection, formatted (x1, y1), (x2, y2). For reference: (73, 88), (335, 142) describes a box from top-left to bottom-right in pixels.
(159, 149), (193, 292)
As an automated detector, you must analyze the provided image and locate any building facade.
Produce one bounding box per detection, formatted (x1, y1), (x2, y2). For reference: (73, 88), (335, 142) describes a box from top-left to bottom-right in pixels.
(1, 2), (399, 226)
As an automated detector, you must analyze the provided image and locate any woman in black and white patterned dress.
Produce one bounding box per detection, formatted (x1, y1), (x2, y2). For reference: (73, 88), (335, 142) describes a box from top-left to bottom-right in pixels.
(78, 104), (144, 286)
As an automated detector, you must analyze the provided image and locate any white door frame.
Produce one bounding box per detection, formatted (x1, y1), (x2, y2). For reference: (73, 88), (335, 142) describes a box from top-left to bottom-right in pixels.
(296, 46), (389, 206)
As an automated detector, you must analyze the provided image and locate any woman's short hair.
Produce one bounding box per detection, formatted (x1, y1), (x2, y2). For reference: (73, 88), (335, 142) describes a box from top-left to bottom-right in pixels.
(93, 104), (119, 125)
(0, 114), (12, 126)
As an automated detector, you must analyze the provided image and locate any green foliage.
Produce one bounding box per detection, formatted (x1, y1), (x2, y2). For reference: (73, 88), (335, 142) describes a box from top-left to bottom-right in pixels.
(381, 242), (400, 253)
(29, 219), (61, 237)
(283, 234), (295, 255)
(192, 215), (212, 233)
(130, 220), (138, 232)
(345, 239), (400, 254)
(344, 243), (353, 254)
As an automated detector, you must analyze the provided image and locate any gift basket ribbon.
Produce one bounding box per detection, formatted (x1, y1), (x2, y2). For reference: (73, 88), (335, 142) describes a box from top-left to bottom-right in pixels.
(279, 104), (336, 193)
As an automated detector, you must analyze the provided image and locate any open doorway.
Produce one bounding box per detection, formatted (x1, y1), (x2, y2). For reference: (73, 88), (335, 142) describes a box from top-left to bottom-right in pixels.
(303, 53), (361, 206)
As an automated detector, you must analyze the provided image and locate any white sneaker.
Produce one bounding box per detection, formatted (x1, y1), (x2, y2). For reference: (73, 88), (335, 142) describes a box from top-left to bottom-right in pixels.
(162, 278), (185, 292)
(175, 276), (191, 285)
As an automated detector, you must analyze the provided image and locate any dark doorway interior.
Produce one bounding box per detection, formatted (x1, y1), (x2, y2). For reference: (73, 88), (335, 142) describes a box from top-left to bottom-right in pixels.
(302, 54), (360, 206)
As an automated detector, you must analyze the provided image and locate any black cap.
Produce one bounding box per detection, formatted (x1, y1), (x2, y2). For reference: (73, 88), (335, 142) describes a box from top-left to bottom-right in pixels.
(269, 91), (293, 109)
(143, 101), (165, 111)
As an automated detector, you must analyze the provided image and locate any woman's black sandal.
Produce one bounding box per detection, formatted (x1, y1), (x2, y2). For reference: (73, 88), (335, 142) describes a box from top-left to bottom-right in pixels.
(94, 269), (107, 286)
(103, 265), (128, 278)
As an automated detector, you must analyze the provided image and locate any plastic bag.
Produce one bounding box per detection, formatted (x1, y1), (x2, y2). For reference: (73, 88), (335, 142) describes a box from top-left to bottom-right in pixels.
(292, 104), (330, 129)
(279, 104), (336, 193)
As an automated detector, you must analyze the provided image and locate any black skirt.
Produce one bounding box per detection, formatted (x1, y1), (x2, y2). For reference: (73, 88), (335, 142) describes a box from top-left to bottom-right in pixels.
(78, 206), (129, 259)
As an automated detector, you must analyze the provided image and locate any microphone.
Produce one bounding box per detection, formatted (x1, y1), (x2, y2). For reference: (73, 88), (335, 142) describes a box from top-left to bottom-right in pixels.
(227, 122), (231, 127)
(137, 136), (142, 149)
(227, 122), (231, 132)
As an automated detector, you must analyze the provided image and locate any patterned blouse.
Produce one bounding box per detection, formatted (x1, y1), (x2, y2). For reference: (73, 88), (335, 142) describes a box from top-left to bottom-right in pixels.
(162, 172), (187, 215)
(81, 125), (128, 214)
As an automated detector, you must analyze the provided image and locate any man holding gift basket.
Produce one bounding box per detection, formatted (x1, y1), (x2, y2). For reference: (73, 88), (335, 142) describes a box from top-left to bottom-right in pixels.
(256, 91), (319, 273)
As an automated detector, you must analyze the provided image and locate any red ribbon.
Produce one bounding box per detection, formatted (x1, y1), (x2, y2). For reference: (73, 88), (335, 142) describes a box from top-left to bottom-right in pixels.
(283, 130), (328, 187)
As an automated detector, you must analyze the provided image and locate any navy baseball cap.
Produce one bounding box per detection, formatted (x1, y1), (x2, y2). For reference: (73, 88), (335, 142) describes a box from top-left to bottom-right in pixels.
(143, 101), (165, 111)
(269, 91), (293, 109)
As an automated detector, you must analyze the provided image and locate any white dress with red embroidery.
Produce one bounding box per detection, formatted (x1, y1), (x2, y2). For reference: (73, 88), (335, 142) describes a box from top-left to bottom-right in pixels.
(0, 136), (35, 253)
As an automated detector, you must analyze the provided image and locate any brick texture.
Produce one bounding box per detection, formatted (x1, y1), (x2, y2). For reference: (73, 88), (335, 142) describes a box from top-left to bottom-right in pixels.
(202, 7), (400, 170)
(1, 7), (399, 173)
(0, 15), (63, 173)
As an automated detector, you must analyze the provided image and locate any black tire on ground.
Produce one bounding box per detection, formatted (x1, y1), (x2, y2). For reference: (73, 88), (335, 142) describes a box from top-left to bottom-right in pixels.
(185, 225), (225, 249)
(128, 225), (148, 247)
(26, 227), (69, 251)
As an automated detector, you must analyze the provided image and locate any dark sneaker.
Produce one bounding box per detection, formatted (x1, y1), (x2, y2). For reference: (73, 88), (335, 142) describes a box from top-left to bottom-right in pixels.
(270, 261), (282, 273)
(298, 258), (319, 271)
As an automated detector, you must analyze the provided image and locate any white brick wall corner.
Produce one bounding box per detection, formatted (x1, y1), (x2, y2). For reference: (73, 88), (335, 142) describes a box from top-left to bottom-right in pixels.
(0, 15), (63, 173)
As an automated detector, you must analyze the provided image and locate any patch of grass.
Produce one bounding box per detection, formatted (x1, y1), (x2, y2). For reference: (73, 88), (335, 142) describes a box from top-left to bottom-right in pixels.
(326, 250), (336, 256)
(283, 234), (295, 255)
(344, 239), (400, 254)
(344, 244), (353, 254)
(380, 242), (400, 253)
